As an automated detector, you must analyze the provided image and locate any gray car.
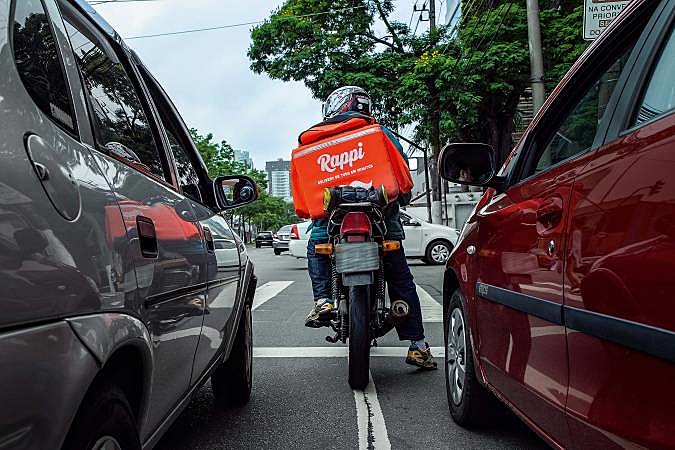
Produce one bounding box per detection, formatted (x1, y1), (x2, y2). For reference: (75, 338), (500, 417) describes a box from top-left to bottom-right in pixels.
(0, 1), (258, 448)
(273, 224), (293, 255)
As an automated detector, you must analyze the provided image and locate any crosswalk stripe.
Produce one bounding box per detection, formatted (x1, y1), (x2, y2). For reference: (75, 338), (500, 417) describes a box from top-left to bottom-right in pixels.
(253, 281), (294, 310)
(252, 280), (443, 323)
(253, 346), (445, 358)
(416, 284), (443, 322)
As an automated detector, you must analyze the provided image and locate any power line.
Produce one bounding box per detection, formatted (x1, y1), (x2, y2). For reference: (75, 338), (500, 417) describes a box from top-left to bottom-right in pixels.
(437, 2), (516, 114)
(121, 4), (369, 40)
(407, 1), (417, 30)
(90, 0), (160, 4)
(412, 0), (428, 35)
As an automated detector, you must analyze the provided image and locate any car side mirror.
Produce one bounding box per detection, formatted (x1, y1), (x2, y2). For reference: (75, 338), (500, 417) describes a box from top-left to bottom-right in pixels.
(213, 175), (258, 210)
(438, 143), (498, 187)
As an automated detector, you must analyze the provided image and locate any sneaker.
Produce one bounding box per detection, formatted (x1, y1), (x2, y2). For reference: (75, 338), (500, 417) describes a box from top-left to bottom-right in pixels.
(405, 343), (438, 370)
(304, 300), (334, 328)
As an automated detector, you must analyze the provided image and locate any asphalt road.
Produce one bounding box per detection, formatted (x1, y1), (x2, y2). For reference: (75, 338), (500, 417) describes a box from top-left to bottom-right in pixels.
(156, 246), (547, 450)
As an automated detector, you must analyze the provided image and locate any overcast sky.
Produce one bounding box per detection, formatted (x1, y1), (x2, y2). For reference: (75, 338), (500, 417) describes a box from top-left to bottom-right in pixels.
(92, 0), (442, 169)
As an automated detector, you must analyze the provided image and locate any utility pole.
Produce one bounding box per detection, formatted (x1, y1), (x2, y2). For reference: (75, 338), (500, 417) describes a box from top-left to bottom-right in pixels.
(526, 0), (545, 114)
(428, 0), (444, 224)
(389, 130), (432, 223)
(429, 0), (436, 29)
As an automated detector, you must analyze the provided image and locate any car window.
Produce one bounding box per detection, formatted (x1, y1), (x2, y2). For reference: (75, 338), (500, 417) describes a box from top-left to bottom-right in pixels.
(12, 0), (76, 134)
(278, 225), (292, 234)
(400, 212), (419, 226)
(214, 239), (236, 250)
(63, 19), (167, 181)
(528, 48), (635, 177)
(139, 67), (204, 202)
(632, 27), (675, 126)
(166, 126), (203, 202)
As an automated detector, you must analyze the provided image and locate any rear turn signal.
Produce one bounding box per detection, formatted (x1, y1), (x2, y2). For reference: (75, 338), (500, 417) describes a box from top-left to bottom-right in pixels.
(383, 240), (401, 252)
(315, 243), (334, 255)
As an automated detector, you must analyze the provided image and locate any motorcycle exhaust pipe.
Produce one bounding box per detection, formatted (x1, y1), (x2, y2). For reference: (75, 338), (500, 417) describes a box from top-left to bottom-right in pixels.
(390, 300), (410, 322)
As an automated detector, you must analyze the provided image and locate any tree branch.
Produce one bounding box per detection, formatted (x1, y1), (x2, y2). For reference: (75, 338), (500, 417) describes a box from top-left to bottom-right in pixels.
(358, 32), (399, 51)
(371, 0), (405, 53)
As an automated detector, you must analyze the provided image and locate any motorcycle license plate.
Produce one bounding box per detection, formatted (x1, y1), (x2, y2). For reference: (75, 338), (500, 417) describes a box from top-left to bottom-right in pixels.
(335, 242), (379, 273)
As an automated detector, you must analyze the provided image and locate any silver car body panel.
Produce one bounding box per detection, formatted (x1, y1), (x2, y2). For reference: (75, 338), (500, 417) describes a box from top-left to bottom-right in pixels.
(0, 322), (99, 450)
(1, 0), (256, 447)
(66, 313), (155, 432)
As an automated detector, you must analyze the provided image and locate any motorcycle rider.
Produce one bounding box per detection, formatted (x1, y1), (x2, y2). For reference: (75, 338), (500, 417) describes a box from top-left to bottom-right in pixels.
(301, 86), (437, 370)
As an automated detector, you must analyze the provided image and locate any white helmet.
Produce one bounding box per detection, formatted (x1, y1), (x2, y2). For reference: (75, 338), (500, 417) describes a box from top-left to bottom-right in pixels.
(322, 86), (372, 120)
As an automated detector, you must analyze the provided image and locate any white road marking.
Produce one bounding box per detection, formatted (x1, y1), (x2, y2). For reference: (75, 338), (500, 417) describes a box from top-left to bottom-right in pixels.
(354, 371), (391, 450)
(252, 281), (294, 311)
(416, 284), (443, 322)
(253, 346), (445, 358)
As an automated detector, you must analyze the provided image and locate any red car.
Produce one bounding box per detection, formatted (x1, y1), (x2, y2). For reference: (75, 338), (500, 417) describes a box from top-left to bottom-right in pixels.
(438, 0), (675, 448)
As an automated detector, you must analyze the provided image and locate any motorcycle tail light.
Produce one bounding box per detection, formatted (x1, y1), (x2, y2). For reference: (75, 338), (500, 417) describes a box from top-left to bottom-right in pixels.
(340, 212), (371, 236)
(290, 224), (299, 239)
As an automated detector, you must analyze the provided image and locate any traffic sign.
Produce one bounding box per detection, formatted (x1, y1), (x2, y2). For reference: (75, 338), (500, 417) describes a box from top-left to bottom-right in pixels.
(583, 0), (630, 40)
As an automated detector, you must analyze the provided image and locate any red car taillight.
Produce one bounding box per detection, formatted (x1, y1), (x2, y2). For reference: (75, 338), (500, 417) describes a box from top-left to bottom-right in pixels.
(290, 224), (299, 239)
(340, 212), (371, 237)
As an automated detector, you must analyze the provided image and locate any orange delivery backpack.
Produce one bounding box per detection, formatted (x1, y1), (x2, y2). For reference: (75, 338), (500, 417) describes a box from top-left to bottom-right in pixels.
(291, 117), (413, 219)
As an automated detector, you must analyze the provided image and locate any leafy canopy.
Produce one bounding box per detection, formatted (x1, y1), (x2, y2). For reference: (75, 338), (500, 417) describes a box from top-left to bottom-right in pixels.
(249, 0), (590, 165)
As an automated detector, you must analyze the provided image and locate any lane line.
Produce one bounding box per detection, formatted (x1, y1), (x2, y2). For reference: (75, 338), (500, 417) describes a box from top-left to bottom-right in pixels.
(354, 371), (391, 450)
(416, 284), (443, 322)
(252, 281), (294, 311)
(254, 346), (445, 358)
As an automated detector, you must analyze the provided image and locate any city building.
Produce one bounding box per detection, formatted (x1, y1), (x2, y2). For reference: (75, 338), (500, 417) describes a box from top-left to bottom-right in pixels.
(233, 149), (254, 169)
(265, 158), (292, 202)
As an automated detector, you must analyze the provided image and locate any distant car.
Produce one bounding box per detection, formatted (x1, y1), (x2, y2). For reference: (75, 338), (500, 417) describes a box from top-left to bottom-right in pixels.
(289, 221), (313, 258)
(255, 231), (274, 248)
(273, 224), (293, 255)
(0, 1), (259, 448)
(439, 0), (675, 447)
(399, 211), (459, 265)
(214, 238), (240, 268)
(289, 213), (458, 265)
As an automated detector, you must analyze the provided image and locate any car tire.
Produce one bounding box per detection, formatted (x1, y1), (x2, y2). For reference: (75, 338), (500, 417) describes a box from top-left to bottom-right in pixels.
(425, 240), (452, 265)
(212, 303), (253, 409)
(62, 382), (141, 450)
(274, 249), (281, 255)
(256, 243), (260, 248)
(445, 287), (494, 427)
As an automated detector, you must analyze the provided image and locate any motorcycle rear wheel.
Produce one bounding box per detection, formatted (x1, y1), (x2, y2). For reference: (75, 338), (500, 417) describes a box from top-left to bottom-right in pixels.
(348, 285), (371, 390)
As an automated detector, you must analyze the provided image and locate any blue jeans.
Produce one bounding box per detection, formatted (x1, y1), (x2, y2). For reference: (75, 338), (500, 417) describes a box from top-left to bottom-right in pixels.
(307, 239), (425, 341)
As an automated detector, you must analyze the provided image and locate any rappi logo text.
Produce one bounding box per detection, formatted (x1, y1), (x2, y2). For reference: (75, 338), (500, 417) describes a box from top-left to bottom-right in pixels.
(317, 142), (365, 173)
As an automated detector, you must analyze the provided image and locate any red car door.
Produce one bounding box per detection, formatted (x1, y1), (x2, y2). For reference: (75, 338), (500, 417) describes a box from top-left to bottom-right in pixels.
(473, 20), (649, 445)
(564, 9), (675, 448)
(475, 164), (577, 447)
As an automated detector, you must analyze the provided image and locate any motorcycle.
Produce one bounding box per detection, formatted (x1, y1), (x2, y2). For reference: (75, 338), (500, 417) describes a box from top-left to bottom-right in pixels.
(316, 186), (410, 389)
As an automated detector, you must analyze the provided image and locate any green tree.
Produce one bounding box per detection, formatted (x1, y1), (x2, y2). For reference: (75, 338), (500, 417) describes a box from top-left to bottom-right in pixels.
(249, 0), (591, 168)
(189, 128), (249, 179)
(248, 0), (450, 201)
(188, 128), (297, 237)
(240, 192), (298, 232)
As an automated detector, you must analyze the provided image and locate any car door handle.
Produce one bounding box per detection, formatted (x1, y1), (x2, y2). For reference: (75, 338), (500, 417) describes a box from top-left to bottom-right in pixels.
(136, 216), (158, 258)
(536, 196), (563, 233)
(203, 226), (215, 252)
